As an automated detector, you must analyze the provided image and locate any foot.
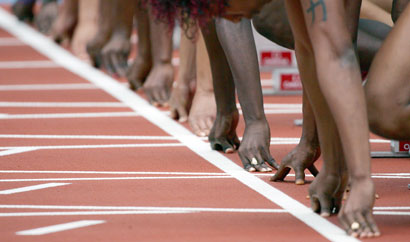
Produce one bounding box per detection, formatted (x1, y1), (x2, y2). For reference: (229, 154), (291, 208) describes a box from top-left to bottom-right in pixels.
(142, 63), (174, 106)
(188, 90), (216, 137)
(271, 141), (320, 184)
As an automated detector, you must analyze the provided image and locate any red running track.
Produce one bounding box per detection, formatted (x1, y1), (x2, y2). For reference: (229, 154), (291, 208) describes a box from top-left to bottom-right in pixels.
(0, 6), (409, 242)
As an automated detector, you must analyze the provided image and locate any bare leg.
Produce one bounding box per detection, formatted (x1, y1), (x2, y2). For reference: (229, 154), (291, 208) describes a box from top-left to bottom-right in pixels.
(361, 0), (394, 26)
(127, 3), (152, 90)
(366, 4), (410, 139)
(142, 8), (174, 106)
(169, 28), (196, 123)
(189, 31), (216, 137)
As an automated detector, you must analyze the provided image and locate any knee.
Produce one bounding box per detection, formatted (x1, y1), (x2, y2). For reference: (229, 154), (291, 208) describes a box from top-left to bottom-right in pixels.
(366, 91), (406, 139)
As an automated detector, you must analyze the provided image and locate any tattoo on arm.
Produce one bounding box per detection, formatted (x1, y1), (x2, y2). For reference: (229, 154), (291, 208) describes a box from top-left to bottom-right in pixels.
(307, 0), (327, 24)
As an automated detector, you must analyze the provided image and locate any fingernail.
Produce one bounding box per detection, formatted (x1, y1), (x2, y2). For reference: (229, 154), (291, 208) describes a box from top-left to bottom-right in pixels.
(248, 167), (256, 172)
(178, 117), (187, 123)
(266, 167), (272, 172)
(198, 132), (206, 137)
(320, 212), (330, 217)
(260, 168), (267, 172)
(224, 148), (234, 154)
(295, 179), (305, 185)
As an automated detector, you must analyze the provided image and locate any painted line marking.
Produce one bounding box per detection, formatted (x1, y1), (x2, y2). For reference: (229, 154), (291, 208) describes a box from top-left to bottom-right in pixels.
(0, 148), (37, 157)
(0, 170), (225, 175)
(16, 220), (105, 235)
(0, 143), (184, 150)
(0, 204), (285, 214)
(0, 9), (357, 241)
(0, 112), (138, 119)
(0, 101), (126, 108)
(0, 37), (23, 46)
(0, 134), (177, 140)
(0, 176), (231, 182)
(0, 83), (99, 91)
(0, 183), (70, 194)
(0, 173), (407, 182)
(10, 211), (191, 218)
(0, 60), (60, 69)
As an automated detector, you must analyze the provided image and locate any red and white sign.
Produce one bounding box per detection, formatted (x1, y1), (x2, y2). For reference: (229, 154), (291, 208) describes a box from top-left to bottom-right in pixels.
(271, 68), (302, 95)
(391, 140), (410, 153)
(260, 50), (294, 67)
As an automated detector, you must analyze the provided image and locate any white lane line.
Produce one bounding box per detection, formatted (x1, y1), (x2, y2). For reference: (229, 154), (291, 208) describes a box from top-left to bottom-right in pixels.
(0, 143), (184, 150)
(16, 220), (105, 235)
(0, 174), (407, 182)
(0, 83), (99, 91)
(0, 176), (231, 182)
(0, 170), (224, 175)
(0, 183), (70, 194)
(0, 204), (285, 213)
(0, 112), (138, 119)
(0, 37), (23, 46)
(373, 211), (410, 216)
(0, 10), (357, 241)
(0, 134), (176, 140)
(10, 211), (190, 218)
(0, 101), (126, 107)
(0, 60), (60, 69)
(0, 148), (37, 157)
(374, 207), (410, 210)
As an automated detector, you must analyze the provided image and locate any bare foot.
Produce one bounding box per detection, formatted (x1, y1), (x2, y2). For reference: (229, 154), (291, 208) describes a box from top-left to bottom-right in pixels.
(271, 141), (320, 184)
(189, 90), (216, 137)
(142, 63), (174, 106)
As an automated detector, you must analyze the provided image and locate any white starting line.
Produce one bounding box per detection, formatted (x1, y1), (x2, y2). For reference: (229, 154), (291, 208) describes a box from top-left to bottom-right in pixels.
(16, 220), (106, 236)
(0, 183), (70, 195)
(0, 60), (60, 69)
(0, 83), (100, 91)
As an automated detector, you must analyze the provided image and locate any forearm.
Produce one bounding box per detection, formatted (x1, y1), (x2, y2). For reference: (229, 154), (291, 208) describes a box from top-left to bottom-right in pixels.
(215, 18), (266, 123)
(200, 20), (236, 115)
(111, 0), (135, 38)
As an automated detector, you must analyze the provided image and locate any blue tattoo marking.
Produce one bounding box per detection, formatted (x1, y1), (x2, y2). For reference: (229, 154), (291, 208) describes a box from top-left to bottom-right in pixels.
(306, 0), (327, 24)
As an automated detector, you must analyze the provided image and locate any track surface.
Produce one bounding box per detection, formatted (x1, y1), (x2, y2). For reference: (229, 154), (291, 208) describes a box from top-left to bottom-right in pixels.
(0, 7), (409, 242)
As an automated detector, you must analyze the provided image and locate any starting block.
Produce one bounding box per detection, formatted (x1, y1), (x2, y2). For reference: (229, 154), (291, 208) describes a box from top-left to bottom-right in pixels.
(263, 67), (303, 95)
(371, 140), (410, 158)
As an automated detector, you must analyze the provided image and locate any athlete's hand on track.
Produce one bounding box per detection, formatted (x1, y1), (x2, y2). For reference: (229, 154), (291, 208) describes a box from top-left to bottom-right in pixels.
(238, 120), (278, 172)
(209, 110), (240, 154)
(308, 171), (345, 217)
(100, 35), (131, 77)
(271, 143), (320, 184)
(142, 63), (174, 107)
(338, 178), (380, 238)
(169, 82), (191, 123)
